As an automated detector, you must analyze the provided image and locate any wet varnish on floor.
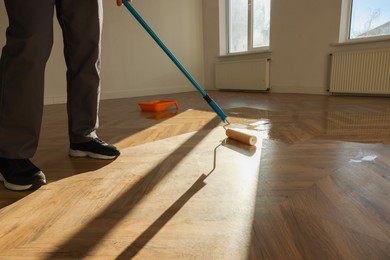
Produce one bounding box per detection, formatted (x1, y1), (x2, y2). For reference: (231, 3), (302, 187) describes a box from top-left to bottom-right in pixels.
(0, 91), (389, 259)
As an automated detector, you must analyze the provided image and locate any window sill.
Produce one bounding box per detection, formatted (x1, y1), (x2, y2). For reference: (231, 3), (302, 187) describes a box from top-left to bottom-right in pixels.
(217, 49), (272, 58)
(332, 36), (390, 46)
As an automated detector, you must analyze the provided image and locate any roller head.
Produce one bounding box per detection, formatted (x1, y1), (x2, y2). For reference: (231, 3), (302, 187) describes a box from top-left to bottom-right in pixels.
(225, 128), (257, 146)
(223, 138), (257, 156)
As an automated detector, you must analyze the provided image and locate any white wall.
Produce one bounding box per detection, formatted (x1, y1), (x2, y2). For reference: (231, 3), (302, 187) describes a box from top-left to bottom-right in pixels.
(0, 0), (204, 104)
(202, 0), (390, 95)
(3, 0), (389, 100)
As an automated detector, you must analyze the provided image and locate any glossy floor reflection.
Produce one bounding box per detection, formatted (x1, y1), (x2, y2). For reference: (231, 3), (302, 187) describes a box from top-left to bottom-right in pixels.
(0, 92), (389, 259)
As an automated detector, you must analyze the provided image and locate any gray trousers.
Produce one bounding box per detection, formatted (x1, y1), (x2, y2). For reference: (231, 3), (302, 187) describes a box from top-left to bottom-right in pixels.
(0, 0), (103, 158)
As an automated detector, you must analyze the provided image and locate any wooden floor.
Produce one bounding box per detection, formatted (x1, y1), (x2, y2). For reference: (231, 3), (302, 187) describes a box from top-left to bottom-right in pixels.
(1, 91), (389, 259)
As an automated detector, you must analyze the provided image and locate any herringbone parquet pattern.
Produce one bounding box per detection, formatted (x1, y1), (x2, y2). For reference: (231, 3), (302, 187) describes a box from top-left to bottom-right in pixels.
(0, 91), (389, 259)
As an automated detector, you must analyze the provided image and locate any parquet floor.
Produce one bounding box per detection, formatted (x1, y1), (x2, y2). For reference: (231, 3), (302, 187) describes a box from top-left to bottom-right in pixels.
(0, 91), (389, 259)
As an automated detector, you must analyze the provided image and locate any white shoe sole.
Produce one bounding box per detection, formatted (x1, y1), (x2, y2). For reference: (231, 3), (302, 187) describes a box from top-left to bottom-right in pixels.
(69, 149), (117, 160)
(0, 172), (46, 191)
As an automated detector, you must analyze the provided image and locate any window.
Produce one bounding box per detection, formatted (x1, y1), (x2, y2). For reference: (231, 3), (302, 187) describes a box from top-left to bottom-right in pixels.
(220, 0), (271, 55)
(340, 0), (390, 42)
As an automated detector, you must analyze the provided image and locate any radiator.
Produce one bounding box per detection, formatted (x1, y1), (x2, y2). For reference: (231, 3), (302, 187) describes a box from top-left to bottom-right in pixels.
(215, 59), (270, 91)
(329, 48), (390, 95)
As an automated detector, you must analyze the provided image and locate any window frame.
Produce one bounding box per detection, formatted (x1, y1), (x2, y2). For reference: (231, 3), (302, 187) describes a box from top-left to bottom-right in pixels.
(220, 0), (271, 56)
(339, 0), (390, 43)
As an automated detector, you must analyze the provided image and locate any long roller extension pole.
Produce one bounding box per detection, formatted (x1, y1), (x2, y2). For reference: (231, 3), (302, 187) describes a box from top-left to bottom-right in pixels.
(121, 1), (229, 123)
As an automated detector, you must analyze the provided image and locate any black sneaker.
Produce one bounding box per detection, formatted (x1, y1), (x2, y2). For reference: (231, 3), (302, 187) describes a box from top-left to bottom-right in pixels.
(69, 138), (120, 160)
(0, 158), (46, 191)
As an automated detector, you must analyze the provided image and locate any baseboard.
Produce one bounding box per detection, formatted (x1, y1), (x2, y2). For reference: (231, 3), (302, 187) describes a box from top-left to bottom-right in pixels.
(44, 96), (68, 105)
(270, 85), (329, 95)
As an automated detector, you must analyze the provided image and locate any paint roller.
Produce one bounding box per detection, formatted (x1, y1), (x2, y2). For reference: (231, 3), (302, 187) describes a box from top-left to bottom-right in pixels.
(120, 1), (258, 146)
(225, 128), (258, 146)
(222, 137), (257, 156)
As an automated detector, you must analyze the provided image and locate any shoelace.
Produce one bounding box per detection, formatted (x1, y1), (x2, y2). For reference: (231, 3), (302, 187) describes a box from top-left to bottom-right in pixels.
(94, 138), (107, 145)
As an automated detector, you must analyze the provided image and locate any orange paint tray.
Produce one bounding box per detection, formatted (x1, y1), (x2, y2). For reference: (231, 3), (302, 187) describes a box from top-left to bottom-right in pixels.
(138, 100), (179, 112)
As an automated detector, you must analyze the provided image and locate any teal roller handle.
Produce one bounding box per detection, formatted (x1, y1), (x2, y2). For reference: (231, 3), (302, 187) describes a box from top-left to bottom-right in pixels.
(121, 1), (228, 123)
(202, 94), (228, 123)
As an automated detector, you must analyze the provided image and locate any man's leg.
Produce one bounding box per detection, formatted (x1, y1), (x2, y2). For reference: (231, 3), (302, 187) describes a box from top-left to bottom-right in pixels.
(56, 0), (102, 143)
(0, 0), (53, 190)
(0, 0), (55, 159)
(56, 0), (119, 159)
